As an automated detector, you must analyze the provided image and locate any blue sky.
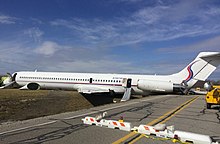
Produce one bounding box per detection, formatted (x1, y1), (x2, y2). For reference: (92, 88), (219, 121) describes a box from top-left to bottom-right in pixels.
(0, 0), (220, 79)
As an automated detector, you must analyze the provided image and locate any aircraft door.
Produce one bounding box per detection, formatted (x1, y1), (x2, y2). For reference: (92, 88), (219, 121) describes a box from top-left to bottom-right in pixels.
(122, 78), (132, 88)
(127, 78), (132, 88)
(12, 73), (17, 81)
(89, 78), (93, 83)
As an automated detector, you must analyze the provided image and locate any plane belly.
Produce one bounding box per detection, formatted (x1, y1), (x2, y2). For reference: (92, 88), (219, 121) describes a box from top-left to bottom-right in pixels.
(132, 86), (144, 94)
(16, 81), (28, 87)
(109, 85), (125, 93)
(40, 82), (75, 90)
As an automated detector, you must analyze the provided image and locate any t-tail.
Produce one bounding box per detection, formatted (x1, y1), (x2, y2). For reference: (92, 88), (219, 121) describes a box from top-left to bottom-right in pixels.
(172, 52), (220, 89)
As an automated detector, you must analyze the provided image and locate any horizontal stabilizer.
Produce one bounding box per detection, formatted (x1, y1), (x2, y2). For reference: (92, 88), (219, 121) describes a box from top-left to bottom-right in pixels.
(200, 52), (220, 61)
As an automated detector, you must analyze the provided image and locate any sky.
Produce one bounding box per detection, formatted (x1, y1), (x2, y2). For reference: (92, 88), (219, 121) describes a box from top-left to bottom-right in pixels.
(0, 0), (220, 79)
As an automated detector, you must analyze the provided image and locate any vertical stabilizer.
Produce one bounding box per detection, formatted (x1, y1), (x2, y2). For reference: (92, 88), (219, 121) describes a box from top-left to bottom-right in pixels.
(172, 52), (220, 87)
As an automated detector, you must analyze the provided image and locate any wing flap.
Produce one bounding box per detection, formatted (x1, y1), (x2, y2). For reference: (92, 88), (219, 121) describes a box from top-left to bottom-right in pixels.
(77, 85), (110, 94)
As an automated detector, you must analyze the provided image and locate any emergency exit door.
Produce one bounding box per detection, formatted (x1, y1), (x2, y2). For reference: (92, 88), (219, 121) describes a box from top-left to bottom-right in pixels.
(89, 78), (93, 83)
(122, 78), (132, 88)
(126, 78), (132, 88)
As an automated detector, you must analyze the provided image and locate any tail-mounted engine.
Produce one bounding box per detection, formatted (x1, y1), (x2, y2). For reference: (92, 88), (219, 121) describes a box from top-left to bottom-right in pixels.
(137, 79), (173, 92)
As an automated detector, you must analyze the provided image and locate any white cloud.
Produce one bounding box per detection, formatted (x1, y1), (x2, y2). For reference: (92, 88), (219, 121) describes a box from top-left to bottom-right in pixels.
(157, 36), (220, 53)
(0, 39), (218, 78)
(51, 19), (119, 44)
(30, 18), (43, 24)
(50, 1), (220, 47)
(34, 41), (59, 56)
(0, 15), (17, 24)
(131, 6), (165, 25)
(43, 59), (154, 74)
(24, 27), (44, 42)
(0, 40), (34, 73)
(1, 1), (220, 79)
(52, 60), (132, 73)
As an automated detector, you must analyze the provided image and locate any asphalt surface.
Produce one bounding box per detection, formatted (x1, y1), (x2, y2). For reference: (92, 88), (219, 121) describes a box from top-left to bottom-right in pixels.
(0, 95), (220, 144)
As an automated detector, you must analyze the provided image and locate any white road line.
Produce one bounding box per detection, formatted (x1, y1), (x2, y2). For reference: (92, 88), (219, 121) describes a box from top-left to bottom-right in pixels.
(0, 120), (57, 135)
(0, 95), (170, 135)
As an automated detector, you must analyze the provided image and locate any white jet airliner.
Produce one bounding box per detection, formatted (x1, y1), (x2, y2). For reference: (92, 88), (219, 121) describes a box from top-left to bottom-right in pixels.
(1, 52), (220, 101)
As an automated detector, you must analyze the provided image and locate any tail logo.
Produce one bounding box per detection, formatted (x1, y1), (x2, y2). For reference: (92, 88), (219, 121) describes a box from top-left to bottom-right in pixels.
(185, 60), (199, 82)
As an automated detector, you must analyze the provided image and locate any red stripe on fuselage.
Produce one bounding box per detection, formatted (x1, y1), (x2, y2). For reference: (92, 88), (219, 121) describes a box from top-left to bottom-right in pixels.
(16, 80), (138, 87)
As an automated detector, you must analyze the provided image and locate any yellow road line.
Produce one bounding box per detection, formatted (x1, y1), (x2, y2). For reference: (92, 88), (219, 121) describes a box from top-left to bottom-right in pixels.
(112, 131), (136, 144)
(128, 96), (199, 144)
(112, 96), (198, 144)
(128, 134), (143, 144)
(160, 96), (198, 124)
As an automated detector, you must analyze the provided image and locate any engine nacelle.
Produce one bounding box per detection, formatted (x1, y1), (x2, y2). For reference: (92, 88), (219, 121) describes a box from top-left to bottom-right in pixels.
(2, 77), (11, 85)
(20, 83), (40, 90)
(137, 79), (173, 92)
(204, 82), (213, 91)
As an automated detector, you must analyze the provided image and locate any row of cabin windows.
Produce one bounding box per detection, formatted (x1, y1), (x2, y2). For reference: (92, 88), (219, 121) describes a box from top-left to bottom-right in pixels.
(19, 76), (121, 83)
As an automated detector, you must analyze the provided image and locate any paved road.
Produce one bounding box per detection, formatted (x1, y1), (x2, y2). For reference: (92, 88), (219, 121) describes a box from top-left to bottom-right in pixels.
(0, 95), (219, 144)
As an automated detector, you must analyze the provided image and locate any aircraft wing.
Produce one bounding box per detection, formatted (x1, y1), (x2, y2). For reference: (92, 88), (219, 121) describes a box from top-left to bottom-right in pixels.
(76, 85), (110, 94)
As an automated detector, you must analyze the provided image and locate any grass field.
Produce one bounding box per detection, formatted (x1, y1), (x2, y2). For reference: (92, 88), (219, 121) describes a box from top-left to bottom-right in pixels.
(0, 89), (93, 123)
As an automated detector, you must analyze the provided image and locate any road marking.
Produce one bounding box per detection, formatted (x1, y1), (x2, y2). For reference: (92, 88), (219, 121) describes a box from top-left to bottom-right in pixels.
(0, 120), (57, 135)
(0, 95), (167, 135)
(128, 96), (199, 144)
(160, 96), (198, 124)
(128, 134), (143, 144)
(112, 96), (198, 144)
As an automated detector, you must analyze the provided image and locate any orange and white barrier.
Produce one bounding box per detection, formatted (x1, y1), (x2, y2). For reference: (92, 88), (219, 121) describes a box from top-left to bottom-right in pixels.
(132, 124), (219, 144)
(82, 116), (131, 131)
(95, 112), (107, 121)
(82, 112), (108, 127)
(174, 130), (219, 144)
(107, 120), (132, 131)
(82, 116), (219, 144)
(82, 116), (111, 127)
(82, 116), (98, 125)
(132, 124), (174, 138)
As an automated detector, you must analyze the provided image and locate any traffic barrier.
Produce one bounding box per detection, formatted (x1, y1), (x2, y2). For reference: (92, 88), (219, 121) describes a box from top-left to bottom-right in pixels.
(132, 124), (174, 138)
(107, 120), (132, 131)
(82, 112), (108, 126)
(82, 116), (110, 127)
(154, 123), (166, 131)
(82, 116), (219, 144)
(133, 124), (219, 144)
(93, 119), (109, 127)
(95, 112), (107, 121)
(174, 130), (219, 144)
(82, 116), (98, 125)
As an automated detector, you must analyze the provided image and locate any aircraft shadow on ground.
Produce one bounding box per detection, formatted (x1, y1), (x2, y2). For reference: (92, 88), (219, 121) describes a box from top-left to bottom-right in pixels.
(81, 93), (131, 106)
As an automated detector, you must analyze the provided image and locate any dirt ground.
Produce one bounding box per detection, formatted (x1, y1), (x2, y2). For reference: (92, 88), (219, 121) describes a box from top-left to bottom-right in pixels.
(0, 89), (93, 123)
